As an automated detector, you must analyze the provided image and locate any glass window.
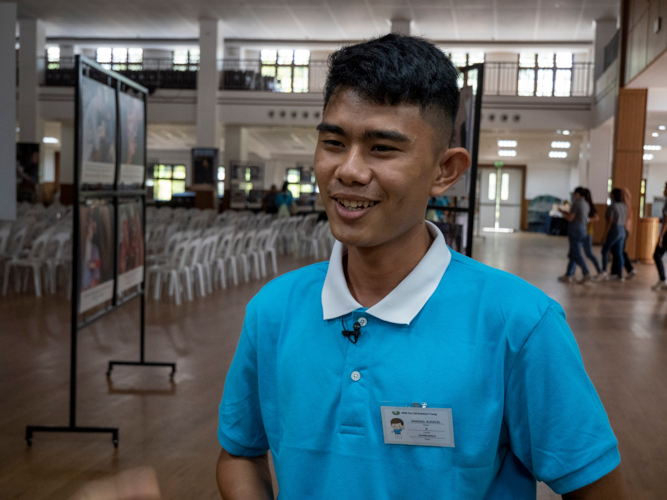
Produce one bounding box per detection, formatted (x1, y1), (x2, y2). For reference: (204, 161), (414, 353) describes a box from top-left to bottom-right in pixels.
(277, 66), (293, 92)
(537, 53), (554, 68)
(96, 48), (112, 64)
(294, 49), (310, 65)
(518, 69), (535, 96)
(217, 166), (226, 197)
(173, 165), (186, 179)
(261, 49), (277, 64)
(457, 73), (465, 90)
(468, 68), (478, 95)
(278, 49), (293, 65)
(450, 52), (467, 67)
(287, 169), (300, 184)
(293, 67), (309, 93)
(128, 48), (143, 63)
(519, 53), (535, 67)
(189, 48), (200, 64)
(153, 164), (187, 200)
(287, 185), (299, 199)
(488, 172), (497, 201)
(173, 49), (188, 66)
(468, 52), (485, 64)
(112, 48), (127, 63)
(536, 69), (554, 96)
(501, 173), (510, 201)
(554, 69), (572, 96)
(47, 47), (60, 70)
(156, 180), (172, 201)
(261, 66), (276, 77)
(556, 52), (572, 68)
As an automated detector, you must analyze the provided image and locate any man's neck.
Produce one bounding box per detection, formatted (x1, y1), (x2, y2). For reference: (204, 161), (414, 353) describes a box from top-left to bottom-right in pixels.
(344, 221), (434, 308)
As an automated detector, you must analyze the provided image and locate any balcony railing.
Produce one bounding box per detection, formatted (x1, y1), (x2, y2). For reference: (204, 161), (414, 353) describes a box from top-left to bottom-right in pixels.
(42, 58), (594, 97)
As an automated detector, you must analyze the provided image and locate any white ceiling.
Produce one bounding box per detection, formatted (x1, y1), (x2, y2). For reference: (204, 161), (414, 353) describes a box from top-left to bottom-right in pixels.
(479, 130), (584, 166)
(16, 0), (619, 41)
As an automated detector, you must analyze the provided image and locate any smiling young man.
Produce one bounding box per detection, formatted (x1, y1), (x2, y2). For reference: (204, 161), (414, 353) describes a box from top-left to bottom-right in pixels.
(216, 35), (626, 499)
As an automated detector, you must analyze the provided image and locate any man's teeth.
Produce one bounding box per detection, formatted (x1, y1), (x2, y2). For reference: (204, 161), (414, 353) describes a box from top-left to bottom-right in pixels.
(337, 199), (377, 210)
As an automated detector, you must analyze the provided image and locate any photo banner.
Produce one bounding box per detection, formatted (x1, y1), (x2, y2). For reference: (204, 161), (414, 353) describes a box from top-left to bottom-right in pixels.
(446, 85), (475, 197)
(117, 200), (144, 298)
(79, 200), (115, 313)
(119, 92), (146, 187)
(80, 76), (117, 188)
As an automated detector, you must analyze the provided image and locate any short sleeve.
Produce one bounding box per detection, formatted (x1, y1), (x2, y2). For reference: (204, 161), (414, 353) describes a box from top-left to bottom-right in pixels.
(504, 305), (620, 495)
(217, 303), (270, 456)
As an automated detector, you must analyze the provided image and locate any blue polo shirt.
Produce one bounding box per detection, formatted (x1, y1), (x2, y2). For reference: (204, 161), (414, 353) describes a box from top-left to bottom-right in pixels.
(218, 222), (620, 499)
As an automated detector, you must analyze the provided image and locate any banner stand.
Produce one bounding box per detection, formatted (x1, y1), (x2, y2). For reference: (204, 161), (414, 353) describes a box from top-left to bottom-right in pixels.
(26, 56), (175, 448)
(426, 62), (484, 258)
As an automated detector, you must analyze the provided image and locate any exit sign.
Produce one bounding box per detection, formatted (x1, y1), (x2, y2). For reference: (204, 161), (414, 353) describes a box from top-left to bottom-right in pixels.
(494, 161), (504, 167)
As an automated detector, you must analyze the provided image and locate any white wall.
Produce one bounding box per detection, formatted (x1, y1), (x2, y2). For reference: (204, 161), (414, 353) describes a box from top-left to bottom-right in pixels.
(525, 164), (573, 200)
(647, 162), (667, 203)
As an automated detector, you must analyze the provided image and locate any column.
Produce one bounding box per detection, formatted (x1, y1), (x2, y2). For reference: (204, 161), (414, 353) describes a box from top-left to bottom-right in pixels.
(589, 123), (614, 204)
(197, 19), (223, 149)
(390, 18), (411, 35)
(18, 18), (46, 144)
(0, 2), (17, 220)
(593, 19), (618, 80)
(612, 88), (647, 259)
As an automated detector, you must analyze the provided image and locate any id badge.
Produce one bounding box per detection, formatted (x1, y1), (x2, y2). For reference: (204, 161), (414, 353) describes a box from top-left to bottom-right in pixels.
(380, 402), (455, 448)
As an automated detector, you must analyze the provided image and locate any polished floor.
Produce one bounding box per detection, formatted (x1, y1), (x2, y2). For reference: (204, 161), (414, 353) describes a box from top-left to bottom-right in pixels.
(1, 232), (666, 499)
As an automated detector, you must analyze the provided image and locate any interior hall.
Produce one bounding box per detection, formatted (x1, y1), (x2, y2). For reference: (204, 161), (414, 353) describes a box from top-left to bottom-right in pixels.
(1, 0), (666, 498)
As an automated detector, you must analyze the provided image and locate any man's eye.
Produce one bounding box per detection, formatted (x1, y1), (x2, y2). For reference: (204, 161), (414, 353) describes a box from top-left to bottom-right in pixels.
(372, 145), (397, 152)
(323, 140), (344, 147)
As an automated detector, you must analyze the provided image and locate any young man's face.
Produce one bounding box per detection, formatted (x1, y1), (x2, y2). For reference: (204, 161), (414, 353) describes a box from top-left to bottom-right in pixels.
(314, 88), (469, 248)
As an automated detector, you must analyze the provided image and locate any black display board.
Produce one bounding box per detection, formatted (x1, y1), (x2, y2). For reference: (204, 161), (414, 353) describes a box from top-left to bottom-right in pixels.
(426, 63), (484, 258)
(26, 56), (175, 448)
(192, 147), (218, 185)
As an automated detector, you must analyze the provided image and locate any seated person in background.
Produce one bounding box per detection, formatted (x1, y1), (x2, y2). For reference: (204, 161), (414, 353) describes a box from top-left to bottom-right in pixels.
(216, 34), (627, 500)
(274, 182), (293, 218)
(263, 184), (278, 214)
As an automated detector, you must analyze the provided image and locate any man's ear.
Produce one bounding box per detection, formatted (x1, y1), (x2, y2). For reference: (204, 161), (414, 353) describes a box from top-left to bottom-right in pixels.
(431, 147), (471, 198)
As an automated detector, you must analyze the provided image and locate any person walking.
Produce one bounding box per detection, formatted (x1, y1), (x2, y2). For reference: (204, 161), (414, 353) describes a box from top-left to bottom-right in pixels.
(558, 187), (592, 284)
(582, 188), (602, 277)
(611, 188), (636, 279)
(652, 182), (667, 291)
(598, 188), (627, 282)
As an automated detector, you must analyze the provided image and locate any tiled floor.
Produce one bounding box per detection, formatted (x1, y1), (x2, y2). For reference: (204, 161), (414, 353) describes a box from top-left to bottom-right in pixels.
(1, 232), (666, 499)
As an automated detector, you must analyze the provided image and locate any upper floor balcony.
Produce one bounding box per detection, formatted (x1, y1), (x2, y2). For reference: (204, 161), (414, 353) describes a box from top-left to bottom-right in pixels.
(42, 57), (594, 99)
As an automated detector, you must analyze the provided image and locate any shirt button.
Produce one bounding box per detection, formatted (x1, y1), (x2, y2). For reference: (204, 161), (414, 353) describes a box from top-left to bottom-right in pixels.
(357, 317), (368, 327)
(351, 371), (361, 381)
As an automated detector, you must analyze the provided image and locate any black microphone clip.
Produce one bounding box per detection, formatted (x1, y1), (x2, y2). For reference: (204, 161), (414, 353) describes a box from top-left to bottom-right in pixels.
(342, 321), (362, 344)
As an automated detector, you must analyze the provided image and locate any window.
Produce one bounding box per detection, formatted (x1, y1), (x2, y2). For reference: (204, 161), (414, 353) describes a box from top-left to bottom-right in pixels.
(517, 52), (573, 97)
(488, 172), (497, 201)
(640, 179), (646, 218)
(152, 164), (186, 201)
(444, 52), (485, 90)
(286, 167), (316, 198)
(173, 49), (199, 71)
(217, 166), (226, 197)
(46, 47), (60, 70)
(96, 47), (143, 71)
(500, 173), (510, 201)
(260, 49), (310, 93)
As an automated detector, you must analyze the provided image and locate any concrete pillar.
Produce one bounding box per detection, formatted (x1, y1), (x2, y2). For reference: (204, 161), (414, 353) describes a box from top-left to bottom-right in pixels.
(577, 130), (590, 188)
(18, 18), (46, 144)
(593, 18), (618, 80)
(390, 18), (411, 35)
(197, 19), (223, 149)
(589, 122), (614, 204)
(223, 125), (248, 192)
(0, 2), (17, 220)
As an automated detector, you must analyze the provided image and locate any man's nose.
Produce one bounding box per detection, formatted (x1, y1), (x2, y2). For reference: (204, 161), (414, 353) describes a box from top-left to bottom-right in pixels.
(335, 146), (371, 186)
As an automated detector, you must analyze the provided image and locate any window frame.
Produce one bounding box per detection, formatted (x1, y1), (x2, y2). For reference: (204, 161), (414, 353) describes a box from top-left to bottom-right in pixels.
(517, 53), (573, 97)
(260, 49), (310, 93)
(151, 164), (187, 201)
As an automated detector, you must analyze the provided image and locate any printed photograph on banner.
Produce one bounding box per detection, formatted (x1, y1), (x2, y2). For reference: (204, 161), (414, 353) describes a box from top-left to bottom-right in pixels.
(79, 201), (115, 313)
(119, 92), (146, 186)
(117, 200), (144, 299)
(80, 76), (116, 187)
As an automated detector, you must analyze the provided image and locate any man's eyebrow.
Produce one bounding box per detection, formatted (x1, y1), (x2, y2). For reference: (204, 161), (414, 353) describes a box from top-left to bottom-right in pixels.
(362, 128), (411, 143)
(316, 122), (346, 136)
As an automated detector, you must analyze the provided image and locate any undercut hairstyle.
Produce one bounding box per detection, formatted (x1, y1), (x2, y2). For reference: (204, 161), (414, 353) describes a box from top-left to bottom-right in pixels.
(323, 34), (461, 147)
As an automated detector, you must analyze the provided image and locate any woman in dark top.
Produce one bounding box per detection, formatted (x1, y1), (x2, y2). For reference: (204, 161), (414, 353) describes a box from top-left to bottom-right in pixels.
(598, 188), (627, 281)
(558, 187), (592, 284)
(652, 182), (667, 291)
(581, 189), (602, 276)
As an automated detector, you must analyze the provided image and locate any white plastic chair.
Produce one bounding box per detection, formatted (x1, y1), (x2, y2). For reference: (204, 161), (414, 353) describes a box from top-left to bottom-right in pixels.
(214, 231), (236, 288)
(2, 230), (52, 297)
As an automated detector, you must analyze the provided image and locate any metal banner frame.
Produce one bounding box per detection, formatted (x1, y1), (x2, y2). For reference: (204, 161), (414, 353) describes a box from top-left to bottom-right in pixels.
(26, 56), (176, 448)
(426, 62), (484, 258)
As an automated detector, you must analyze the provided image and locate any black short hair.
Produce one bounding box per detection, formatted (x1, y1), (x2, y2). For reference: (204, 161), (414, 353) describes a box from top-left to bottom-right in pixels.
(611, 188), (623, 203)
(324, 34), (461, 144)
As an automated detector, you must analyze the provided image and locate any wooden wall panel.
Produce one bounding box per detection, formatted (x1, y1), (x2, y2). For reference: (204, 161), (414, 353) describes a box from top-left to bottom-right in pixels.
(612, 88), (648, 260)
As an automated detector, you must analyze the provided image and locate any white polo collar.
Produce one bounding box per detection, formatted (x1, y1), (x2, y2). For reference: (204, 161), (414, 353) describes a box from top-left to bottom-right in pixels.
(321, 220), (451, 325)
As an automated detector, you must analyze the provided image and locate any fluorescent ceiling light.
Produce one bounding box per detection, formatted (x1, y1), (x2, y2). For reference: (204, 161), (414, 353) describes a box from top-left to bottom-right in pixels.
(42, 137), (59, 144)
(644, 145), (662, 151)
(549, 151), (568, 158)
(497, 140), (517, 148)
(643, 153), (654, 160)
(660, 126), (666, 131)
(498, 150), (517, 157)
(652, 132), (659, 137)
(551, 141), (571, 149)
(562, 130), (571, 135)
